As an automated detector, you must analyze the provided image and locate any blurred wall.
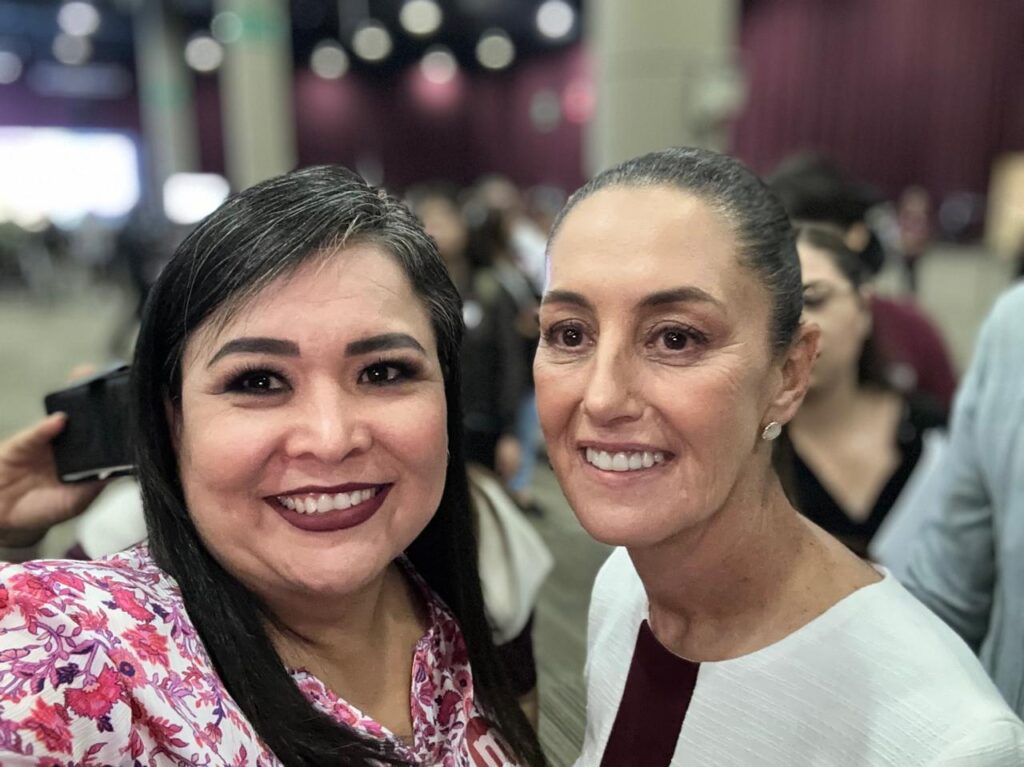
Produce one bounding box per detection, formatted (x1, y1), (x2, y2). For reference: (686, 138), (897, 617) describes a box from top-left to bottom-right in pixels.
(732, 0), (1024, 201)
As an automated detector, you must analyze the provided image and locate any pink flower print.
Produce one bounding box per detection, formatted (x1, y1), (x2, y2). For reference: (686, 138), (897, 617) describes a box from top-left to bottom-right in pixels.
(109, 586), (154, 622)
(8, 573), (57, 625)
(124, 623), (169, 666)
(107, 647), (143, 689)
(22, 698), (73, 755)
(0, 583), (11, 621)
(70, 608), (107, 632)
(65, 666), (123, 719)
(203, 721), (223, 746)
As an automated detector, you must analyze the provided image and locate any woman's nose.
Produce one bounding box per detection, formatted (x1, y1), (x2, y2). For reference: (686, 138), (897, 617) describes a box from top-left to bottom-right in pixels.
(284, 387), (372, 463)
(581, 344), (643, 425)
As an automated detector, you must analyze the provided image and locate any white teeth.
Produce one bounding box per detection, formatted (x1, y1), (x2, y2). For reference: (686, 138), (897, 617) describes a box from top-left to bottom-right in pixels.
(278, 487), (379, 515)
(585, 448), (665, 473)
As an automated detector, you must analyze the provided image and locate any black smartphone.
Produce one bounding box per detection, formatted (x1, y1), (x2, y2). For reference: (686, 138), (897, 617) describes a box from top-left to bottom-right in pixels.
(43, 364), (134, 483)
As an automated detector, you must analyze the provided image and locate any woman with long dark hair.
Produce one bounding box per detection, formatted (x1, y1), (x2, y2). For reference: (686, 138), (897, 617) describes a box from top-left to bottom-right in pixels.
(0, 166), (544, 766)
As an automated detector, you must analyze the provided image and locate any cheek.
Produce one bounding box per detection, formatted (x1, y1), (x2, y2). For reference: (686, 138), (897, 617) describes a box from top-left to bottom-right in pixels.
(176, 407), (278, 499)
(533, 360), (578, 440)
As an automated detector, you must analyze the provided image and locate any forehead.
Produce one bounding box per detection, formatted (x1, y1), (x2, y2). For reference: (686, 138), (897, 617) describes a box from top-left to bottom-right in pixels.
(186, 242), (435, 359)
(547, 185), (749, 304)
(797, 242), (847, 285)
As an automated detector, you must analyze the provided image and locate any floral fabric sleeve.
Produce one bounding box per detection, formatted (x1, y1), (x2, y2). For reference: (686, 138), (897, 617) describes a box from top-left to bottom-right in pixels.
(0, 566), (139, 763)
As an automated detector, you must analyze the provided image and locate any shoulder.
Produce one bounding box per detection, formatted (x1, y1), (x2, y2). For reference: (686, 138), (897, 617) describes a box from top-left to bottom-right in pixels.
(978, 283), (1024, 353)
(929, 717), (1024, 765)
(815, 574), (1017, 724)
(1, 545), (185, 645)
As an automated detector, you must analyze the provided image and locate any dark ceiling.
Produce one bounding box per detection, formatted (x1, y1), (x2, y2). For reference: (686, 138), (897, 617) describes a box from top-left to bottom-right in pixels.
(0, 0), (582, 78)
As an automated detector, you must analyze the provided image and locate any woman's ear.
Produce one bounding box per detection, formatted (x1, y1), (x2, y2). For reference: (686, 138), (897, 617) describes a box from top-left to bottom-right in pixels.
(769, 322), (820, 426)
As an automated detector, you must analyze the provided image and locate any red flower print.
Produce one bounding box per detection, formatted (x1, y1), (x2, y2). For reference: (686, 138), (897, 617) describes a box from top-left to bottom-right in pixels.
(65, 666), (123, 719)
(124, 623), (169, 666)
(0, 583), (11, 621)
(47, 571), (86, 594)
(109, 586), (154, 622)
(70, 608), (107, 632)
(22, 698), (73, 755)
(437, 689), (461, 729)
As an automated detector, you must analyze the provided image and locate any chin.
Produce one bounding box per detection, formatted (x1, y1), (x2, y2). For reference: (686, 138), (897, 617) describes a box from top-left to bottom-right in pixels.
(571, 499), (686, 549)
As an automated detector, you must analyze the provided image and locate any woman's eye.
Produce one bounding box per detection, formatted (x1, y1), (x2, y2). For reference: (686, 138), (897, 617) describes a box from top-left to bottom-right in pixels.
(359, 362), (411, 385)
(662, 329), (689, 350)
(559, 326), (584, 347)
(227, 370), (287, 394)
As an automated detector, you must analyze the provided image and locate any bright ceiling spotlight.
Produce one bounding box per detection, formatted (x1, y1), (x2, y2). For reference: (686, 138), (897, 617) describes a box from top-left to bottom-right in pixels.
(53, 33), (92, 65)
(58, 1), (100, 37)
(352, 20), (393, 62)
(0, 51), (23, 84)
(310, 39), (349, 79)
(536, 0), (575, 40)
(400, 0), (442, 37)
(476, 28), (515, 70)
(184, 34), (223, 73)
(420, 45), (457, 84)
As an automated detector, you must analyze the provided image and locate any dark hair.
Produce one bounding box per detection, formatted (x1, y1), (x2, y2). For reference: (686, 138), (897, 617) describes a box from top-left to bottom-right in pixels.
(131, 165), (545, 767)
(549, 146), (803, 353)
(795, 224), (891, 390)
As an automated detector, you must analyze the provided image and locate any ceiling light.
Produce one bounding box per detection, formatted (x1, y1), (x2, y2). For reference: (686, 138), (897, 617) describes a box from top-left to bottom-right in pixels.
(53, 33), (91, 66)
(352, 20), (393, 62)
(420, 45), (457, 84)
(476, 29), (515, 70)
(58, 1), (100, 37)
(184, 34), (223, 73)
(310, 40), (349, 79)
(211, 11), (243, 44)
(536, 0), (575, 40)
(400, 0), (442, 37)
(0, 52), (23, 84)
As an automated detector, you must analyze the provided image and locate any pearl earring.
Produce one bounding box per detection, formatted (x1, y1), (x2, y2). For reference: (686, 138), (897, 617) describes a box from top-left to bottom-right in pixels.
(761, 421), (782, 441)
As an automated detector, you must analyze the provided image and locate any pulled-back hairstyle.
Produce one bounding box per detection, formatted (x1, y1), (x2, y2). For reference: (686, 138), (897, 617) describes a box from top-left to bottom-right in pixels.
(131, 165), (545, 767)
(549, 146), (803, 353)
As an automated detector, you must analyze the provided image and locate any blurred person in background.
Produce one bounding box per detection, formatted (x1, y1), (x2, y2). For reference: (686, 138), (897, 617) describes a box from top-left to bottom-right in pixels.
(466, 182), (544, 514)
(896, 282), (1024, 719)
(897, 185), (933, 293)
(769, 153), (958, 413)
(778, 226), (946, 558)
(410, 185), (528, 485)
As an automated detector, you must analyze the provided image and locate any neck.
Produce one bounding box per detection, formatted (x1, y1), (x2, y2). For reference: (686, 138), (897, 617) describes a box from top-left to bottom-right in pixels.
(632, 465), (832, 661)
(262, 564), (404, 672)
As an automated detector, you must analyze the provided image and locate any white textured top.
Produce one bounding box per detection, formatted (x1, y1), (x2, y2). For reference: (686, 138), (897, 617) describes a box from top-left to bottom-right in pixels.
(578, 547), (1024, 766)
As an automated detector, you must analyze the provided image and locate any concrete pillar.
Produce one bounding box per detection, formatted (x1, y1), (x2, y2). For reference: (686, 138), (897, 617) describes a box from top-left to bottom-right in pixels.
(216, 0), (296, 190)
(584, 0), (743, 174)
(133, 0), (199, 205)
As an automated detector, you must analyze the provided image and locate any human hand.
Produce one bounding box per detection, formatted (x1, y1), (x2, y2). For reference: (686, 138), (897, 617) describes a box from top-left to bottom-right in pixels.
(0, 413), (106, 548)
(495, 435), (522, 485)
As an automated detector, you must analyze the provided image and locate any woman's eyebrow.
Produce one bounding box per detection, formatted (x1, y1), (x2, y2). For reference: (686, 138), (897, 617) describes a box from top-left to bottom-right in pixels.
(345, 333), (426, 356)
(207, 337), (299, 367)
(541, 290), (593, 311)
(639, 286), (725, 310)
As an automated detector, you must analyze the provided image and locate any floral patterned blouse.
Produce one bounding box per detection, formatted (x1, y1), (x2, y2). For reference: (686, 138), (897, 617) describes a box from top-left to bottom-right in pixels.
(0, 546), (517, 766)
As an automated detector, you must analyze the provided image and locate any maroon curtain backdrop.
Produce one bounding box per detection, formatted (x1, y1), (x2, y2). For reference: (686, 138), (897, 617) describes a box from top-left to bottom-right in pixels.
(732, 0), (1024, 202)
(1, 45), (587, 195)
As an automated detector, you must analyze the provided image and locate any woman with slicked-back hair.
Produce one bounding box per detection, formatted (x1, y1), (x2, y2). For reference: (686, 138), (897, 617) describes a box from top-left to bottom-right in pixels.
(0, 166), (545, 767)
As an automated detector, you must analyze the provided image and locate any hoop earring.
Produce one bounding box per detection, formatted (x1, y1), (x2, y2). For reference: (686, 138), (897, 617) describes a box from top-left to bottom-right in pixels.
(761, 421), (782, 441)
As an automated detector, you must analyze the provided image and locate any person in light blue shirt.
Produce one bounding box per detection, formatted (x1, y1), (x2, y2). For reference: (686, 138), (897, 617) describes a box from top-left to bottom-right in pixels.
(901, 282), (1024, 716)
